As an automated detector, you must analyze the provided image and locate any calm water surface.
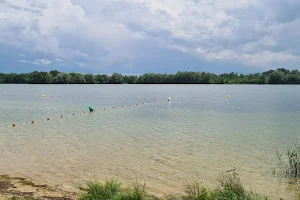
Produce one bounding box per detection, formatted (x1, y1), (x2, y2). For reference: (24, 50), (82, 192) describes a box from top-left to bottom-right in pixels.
(0, 85), (299, 199)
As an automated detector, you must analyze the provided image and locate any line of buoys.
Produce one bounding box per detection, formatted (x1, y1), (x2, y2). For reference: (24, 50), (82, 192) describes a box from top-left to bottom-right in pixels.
(0, 105), (77, 111)
(3, 99), (169, 129)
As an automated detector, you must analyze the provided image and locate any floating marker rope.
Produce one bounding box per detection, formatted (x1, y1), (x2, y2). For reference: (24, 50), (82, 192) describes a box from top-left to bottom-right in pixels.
(1, 99), (168, 129)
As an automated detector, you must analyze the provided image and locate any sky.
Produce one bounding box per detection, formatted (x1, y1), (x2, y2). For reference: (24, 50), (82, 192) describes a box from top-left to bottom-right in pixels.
(1, 0), (300, 75)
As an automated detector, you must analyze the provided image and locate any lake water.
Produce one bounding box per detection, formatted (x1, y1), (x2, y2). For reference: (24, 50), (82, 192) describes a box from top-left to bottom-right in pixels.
(0, 85), (299, 199)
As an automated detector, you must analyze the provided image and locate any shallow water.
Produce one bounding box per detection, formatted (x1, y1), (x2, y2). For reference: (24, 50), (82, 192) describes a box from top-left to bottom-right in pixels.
(0, 85), (299, 199)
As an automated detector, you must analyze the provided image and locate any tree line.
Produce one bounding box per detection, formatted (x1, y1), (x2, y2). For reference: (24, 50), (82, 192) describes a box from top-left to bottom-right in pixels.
(0, 68), (300, 84)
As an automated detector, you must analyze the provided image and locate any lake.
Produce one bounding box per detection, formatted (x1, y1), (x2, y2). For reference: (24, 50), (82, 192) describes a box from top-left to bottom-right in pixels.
(0, 84), (299, 199)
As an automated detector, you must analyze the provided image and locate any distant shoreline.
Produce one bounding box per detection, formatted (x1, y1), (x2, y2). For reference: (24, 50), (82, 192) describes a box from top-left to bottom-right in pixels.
(1, 68), (299, 84)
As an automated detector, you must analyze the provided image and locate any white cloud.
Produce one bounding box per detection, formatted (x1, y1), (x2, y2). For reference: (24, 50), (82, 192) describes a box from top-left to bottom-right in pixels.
(18, 58), (51, 65)
(33, 58), (51, 65)
(196, 47), (299, 67)
(55, 58), (62, 62)
(125, 64), (133, 68)
(18, 53), (25, 57)
(74, 61), (86, 67)
(18, 59), (27, 63)
(2, 0), (300, 70)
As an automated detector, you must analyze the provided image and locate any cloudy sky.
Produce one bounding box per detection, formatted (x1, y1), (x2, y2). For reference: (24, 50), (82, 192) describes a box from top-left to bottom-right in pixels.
(1, 0), (300, 74)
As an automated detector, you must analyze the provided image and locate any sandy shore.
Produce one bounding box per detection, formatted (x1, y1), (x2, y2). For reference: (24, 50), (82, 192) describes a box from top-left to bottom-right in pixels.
(0, 175), (78, 200)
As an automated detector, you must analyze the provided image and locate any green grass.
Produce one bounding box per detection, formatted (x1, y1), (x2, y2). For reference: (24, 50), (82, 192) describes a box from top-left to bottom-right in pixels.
(182, 172), (268, 200)
(79, 180), (122, 200)
(275, 144), (300, 179)
(79, 180), (148, 200)
(79, 172), (270, 200)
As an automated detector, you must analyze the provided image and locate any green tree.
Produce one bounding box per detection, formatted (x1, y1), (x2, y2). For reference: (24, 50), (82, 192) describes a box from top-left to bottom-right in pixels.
(52, 73), (70, 84)
(0, 73), (5, 83)
(110, 73), (124, 84)
(268, 71), (285, 84)
(260, 74), (268, 84)
(69, 73), (86, 84)
(50, 70), (60, 77)
(4, 73), (18, 83)
(84, 74), (96, 84)
(95, 74), (109, 84)
(124, 75), (138, 84)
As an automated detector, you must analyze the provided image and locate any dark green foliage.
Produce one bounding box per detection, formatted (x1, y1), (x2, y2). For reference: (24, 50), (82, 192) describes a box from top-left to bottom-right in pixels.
(0, 68), (299, 84)
(110, 73), (124, 84)
(95, 74), (109, 84)
(84, 74), (97, 84)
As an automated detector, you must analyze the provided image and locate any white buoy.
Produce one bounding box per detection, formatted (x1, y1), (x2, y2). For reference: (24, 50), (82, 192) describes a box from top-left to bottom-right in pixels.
(168, 97), (171, 101)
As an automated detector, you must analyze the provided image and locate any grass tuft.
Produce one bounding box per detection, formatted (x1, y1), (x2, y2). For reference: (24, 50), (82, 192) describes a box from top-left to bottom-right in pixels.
(183, 181), (209, 200)
(79, 180), (121, 200)
(79, 180), (149, 200)
(182, 170), (269, 200)
(275, 144), (300, 180)
(121, 183), (147, 200)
